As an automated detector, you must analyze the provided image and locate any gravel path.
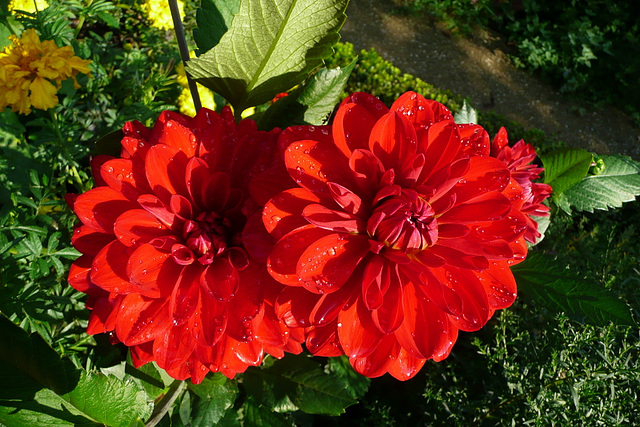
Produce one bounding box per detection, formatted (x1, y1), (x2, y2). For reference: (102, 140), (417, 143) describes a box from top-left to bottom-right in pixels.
(341, 0), (640, 159)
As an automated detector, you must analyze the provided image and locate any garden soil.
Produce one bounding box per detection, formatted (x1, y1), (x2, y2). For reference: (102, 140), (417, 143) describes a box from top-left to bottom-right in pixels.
(341, 0), (640, 160)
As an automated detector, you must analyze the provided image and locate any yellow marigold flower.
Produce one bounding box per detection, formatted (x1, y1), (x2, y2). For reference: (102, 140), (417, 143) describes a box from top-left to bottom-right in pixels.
(142, 0), (184, 31)
(8, 0), (49, 13)
(0, 28), (91, 114)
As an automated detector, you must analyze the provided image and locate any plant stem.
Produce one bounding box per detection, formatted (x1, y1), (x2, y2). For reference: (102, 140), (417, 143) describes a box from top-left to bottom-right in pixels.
(73, 0), (92, 39)
(169, 0), (202, 112)
(145, 379), (186, 427)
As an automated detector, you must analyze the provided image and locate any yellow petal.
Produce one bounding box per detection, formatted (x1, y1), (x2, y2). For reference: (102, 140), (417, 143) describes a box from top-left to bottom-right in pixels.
(29, 76), (58, 110)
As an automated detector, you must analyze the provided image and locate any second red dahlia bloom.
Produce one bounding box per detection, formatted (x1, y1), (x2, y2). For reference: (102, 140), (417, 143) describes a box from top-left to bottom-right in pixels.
(67, 107), (303, 383)
(263, 92), (530, 380)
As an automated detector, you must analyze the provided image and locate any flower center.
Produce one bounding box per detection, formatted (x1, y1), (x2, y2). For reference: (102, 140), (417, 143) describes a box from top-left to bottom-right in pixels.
(183, 211), (230, 264)
(367, 188), (438, 252)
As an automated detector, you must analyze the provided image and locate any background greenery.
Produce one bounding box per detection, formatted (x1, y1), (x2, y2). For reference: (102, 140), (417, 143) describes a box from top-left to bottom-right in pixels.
(1, 0), (638, 425)
(394, 0), (640, 125)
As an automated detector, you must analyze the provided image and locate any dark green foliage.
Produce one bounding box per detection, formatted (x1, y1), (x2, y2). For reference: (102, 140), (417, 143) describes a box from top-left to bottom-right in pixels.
(398, 0), (640, 123)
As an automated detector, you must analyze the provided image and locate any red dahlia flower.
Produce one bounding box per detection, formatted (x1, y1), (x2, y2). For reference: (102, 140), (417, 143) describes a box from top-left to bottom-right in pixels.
(263, 92), (530, 380)
(491, 127), (552, 243)
(67, 107), (303, 383)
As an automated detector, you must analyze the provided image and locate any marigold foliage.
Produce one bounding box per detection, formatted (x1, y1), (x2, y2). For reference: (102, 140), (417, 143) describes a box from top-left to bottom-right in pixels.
(0, 28), (91, 114)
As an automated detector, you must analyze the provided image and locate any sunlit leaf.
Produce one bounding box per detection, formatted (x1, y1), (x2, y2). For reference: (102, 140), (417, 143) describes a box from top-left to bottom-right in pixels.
(187, 0), (348, 112)
(540, 147), (593, 197)
(194, 0), (241, 53)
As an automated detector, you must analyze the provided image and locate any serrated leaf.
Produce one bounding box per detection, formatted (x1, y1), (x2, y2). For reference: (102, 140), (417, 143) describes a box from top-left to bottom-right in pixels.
(187, 374), (239, 426)
(259, 59), (356, 130)
(454, 99), (477, 124)
(325, 356), (370, 400)
(244, 354), (359, 416)
(187, 0), (348, 113)
(512, 252), (635, 326)
(540, 147), (593, 196)
(560, 154), (640, 213)
(243, 396), (293, 427)
(97, 11), (119, 28)
(63, 371), (153, 426)
(193, 0), (241, 53)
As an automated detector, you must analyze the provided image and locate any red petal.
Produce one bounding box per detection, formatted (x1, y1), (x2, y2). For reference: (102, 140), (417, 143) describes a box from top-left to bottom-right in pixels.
(338, 298), (383, 358)
(127, 243), (183, 297)
(71, 225), (114, 256)
(371, 266), (405, 334)
(395, 281), (457, 360)
(137, 194), (177, 228)
(327, 182), (364, 216)
(390, 91), (453, 131)
(439, 192), (512, 223)
(333, 95), (387, 157)
(113, 209), (168, 247)
(185, 157), (210, 212)
(458, 123), (490, 157)
(170, 265), (201, 325)
(350, 334), (400, 378)
(276, 286), (320, 328)
(309, 283), (356, 326)
(432, 267), (490, 332)
(368, 111), (418, 170)
(418, 121), (462, 181)
(115, 294), (170, 346)
(153, 319), (195, 371)
(91, 240), (137, 294)
(68, 255), (95, 294)
(263, 188), (321, 240)
(243, 211), (274, 264)
(157, 119), (197, 157)
(99, 158), (149, 200)
(267, 225), (332, 286)
(302, 203), (362, 234)
(285, 138), (354, 195)
(479, 261), (517, 309)
(145, 144), (189, 204)
(73, 187), (138, 234)
(297, 233), (369, 294)
(306, 321), (343, 356)
(452, 157), (511, 204)
(387, 347), (427, 380)
(348, 149), (384, 197)
(201, 257), (239, 301)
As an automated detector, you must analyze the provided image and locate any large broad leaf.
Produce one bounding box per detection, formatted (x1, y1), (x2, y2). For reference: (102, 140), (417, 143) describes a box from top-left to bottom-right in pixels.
(540, 147), (593, 197)
(187, 373), (239, 426)
(187, 0), (348, 113)
(559, 154), (640, 213)
(512, 252), (635, 327)
(193, 0), (241, 54)
(326, 356), (371, 400)
(0, 316), (152, 426)
(259, 59), (356, 130)
(243, 354), (359, 416)
(0, 313), (79, 399)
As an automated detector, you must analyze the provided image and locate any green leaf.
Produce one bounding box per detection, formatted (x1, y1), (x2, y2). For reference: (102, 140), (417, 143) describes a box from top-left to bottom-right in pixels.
(243, 396), (292, 427)
(259, 59), (356, 130)
(512, 252), (635, 326)
(540, 147), (593, 197)
(560, 154), (640, 213)
(243, 354), (359, 416)
(454, 99), (477, 124)
(97, 11), (119, 28)
(63, 371), (153, 426)
(187, 0), (348, 113)
(0, 314), (79, 398)
(193, 0), (241, 53)
(325, 356), (370, 400)
(187, 373), (239, 426)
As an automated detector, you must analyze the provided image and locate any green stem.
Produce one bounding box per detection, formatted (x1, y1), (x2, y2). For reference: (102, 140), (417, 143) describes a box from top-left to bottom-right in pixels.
(145, 380), (186, 427)
(73, 0), (93, 40)
(169, 0), (202, 112)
